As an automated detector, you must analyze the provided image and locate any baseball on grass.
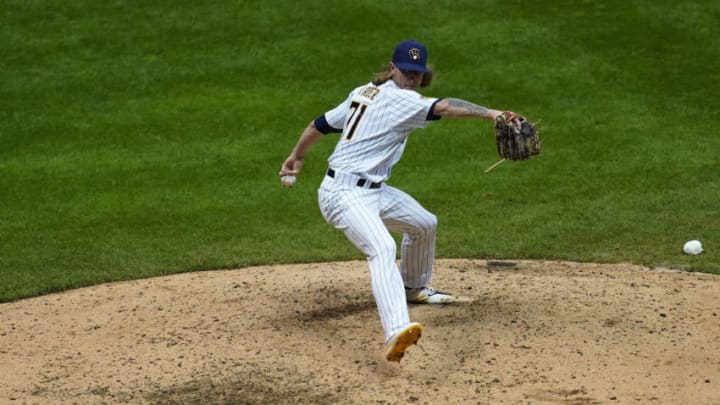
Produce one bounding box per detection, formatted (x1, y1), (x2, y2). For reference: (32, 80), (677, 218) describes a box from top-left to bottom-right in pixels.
(683, 240), (703, 255)
(281, 175), (296, 188)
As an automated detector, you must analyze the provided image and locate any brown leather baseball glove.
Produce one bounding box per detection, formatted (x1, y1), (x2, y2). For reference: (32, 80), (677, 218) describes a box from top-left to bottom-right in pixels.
(494, 111), (542, 160)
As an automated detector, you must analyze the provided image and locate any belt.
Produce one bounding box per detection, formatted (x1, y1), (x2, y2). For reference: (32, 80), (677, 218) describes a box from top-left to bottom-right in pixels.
(326, 168), (382, 189)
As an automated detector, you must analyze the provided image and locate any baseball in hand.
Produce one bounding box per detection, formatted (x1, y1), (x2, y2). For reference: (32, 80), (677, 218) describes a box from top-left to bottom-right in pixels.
(683, 240), (703, 255)
(281, 175), (296, 188)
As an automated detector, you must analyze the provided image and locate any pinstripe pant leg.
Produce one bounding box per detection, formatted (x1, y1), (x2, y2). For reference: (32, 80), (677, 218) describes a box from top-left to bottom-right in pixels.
(380, 185), (438, 289)
(319, 183), (410, 341)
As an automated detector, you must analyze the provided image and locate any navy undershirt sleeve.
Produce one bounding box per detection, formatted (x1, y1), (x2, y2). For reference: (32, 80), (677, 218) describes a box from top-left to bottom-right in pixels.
(426, 98), (444, 121)
(314, 115), (343, 134)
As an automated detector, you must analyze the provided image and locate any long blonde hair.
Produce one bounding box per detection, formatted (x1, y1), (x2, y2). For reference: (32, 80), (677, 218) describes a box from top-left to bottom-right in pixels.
(372, 63), (434, 88)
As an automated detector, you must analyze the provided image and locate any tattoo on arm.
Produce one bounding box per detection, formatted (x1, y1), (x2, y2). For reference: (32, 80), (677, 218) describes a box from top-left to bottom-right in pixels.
(446, 98), (489, 117)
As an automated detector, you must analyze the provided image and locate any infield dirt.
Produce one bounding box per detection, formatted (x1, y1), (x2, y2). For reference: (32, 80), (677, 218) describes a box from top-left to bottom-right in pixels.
(1, 259), (719, 404)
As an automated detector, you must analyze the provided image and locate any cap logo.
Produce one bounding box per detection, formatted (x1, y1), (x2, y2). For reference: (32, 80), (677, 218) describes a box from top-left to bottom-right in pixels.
(409, 48), (421, 61)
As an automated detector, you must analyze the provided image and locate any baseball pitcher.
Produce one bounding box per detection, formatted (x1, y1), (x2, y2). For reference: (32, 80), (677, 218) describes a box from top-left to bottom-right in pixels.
(279, 40), (532, 362)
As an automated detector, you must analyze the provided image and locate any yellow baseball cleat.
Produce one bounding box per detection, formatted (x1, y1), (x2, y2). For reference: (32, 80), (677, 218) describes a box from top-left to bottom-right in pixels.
(385, 322), (423, 362)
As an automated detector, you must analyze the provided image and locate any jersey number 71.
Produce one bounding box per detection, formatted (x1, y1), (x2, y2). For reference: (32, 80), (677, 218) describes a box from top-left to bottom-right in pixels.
(345, 101), (368, 141)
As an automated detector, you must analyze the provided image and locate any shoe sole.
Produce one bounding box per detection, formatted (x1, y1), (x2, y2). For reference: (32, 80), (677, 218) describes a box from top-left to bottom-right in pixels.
(425, 295), (457, 304)
(408, 295), (458, 305)
(385, 323), (423, 362)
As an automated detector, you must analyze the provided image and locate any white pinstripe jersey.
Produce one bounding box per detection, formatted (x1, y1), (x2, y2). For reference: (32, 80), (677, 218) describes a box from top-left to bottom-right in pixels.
(323, 80), (441, 183)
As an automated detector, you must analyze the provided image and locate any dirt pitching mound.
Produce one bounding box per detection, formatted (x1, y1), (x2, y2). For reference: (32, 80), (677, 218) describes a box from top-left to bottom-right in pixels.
(2, 259), (719, 404)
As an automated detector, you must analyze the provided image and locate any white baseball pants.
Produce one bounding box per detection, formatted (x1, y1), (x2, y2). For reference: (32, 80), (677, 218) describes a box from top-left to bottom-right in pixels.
(318, 170), (437, 341)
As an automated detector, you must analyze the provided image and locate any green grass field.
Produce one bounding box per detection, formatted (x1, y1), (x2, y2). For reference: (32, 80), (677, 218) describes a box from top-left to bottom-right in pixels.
(1, 0), (718, 302)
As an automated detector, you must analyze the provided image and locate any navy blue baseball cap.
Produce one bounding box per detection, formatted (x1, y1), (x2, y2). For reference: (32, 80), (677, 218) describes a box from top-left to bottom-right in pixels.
(392, 40), (430, 73)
